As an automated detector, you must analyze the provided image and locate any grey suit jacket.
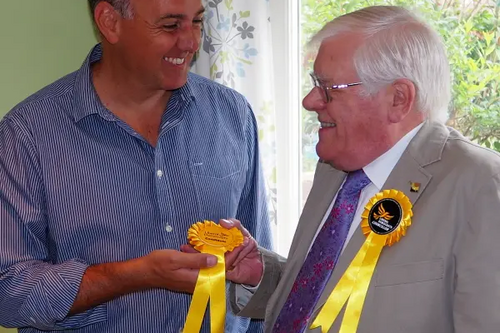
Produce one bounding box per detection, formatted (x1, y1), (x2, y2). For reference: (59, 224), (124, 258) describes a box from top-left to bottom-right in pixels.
(231, 121), (500, 333)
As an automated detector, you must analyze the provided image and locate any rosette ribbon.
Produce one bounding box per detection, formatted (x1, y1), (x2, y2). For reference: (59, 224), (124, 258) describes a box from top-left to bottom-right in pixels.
(183, 220), (244, 333)
(310, 189), (413, 333)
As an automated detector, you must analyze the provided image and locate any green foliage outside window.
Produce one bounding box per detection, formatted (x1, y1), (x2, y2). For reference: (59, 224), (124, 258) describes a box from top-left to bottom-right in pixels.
(301, 0), (500, 172)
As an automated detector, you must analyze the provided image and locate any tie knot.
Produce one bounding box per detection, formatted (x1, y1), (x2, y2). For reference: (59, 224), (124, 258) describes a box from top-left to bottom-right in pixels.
(342, 169), (371, 195)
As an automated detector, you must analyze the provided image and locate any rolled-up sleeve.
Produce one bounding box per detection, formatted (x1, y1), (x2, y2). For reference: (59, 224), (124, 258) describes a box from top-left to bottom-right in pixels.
(0, 116), (105, 330)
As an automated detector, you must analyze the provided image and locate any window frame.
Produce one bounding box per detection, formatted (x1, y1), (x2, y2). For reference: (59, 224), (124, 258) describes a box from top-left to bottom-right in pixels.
(269, 0), (302, 257)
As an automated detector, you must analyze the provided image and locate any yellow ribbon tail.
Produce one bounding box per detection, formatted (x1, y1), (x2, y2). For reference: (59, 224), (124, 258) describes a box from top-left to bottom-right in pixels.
(209, 250), (226, 333)
(309, 234), (372, 333)
(339, 233), (385, 333)
(184, 248), (226, 333)
(184, 269), (211, 332)
(310, 233), (386, 333)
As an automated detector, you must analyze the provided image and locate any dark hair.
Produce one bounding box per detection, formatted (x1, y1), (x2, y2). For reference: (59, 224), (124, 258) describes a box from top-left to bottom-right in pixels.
(88, 0), (133, 18)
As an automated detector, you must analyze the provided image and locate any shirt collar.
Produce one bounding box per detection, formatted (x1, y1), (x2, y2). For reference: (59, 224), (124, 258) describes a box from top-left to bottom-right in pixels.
(71, 43), (196, 123)
(363, 122), (424, 190)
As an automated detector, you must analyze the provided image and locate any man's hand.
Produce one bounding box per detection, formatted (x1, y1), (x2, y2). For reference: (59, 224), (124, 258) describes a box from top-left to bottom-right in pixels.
(220, 219), (263, 286)
(70, 250), (217, 315)
(180, 219), (264, 287)
(141, 249), (218, 293)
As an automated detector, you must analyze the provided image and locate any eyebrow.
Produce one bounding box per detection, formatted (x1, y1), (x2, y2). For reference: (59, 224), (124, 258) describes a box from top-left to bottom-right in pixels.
(156, 7), (205, 21)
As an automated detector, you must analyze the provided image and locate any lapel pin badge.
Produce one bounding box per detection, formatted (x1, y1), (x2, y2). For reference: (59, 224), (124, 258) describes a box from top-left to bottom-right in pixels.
(410, 182), (421, 193)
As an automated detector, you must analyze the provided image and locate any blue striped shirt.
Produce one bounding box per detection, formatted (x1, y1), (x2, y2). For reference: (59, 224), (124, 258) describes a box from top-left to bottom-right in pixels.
(0, 44), (271, 333)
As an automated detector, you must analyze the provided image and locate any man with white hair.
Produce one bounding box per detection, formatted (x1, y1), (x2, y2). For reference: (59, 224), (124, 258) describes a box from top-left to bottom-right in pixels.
(222, 5), (500, 333)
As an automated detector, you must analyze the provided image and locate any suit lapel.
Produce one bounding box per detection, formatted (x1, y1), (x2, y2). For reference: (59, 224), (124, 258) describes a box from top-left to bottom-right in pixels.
(267, 161), (346, 327)
(288, 161), (347, 261)
(381, 121), (450, 206)
(381, 152), (431, 205)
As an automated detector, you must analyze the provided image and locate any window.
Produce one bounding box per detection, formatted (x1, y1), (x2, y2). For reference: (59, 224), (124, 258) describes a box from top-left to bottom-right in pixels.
(271, 0), (499, 256)
(300, 0), (500, 207)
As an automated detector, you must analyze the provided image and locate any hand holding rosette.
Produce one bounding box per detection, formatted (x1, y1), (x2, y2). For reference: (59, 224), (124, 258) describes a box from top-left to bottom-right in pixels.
(182, 219), (262, 333)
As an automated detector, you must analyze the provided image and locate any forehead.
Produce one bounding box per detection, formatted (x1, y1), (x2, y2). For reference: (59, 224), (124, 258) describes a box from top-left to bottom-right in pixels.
(133, 0), (204, 18)
(313, 33), (363, 79)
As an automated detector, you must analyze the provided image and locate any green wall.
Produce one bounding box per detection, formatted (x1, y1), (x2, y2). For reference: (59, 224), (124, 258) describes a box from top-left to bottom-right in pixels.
(0, 1), (96, 331)
(0, 0), (97, 118)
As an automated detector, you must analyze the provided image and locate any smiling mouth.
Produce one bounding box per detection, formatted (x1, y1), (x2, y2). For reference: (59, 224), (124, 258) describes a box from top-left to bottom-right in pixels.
(164, 57), (186, 65)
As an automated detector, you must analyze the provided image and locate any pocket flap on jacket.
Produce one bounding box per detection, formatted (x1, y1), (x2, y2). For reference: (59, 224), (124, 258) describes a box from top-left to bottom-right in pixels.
(375, 259), (444, 287)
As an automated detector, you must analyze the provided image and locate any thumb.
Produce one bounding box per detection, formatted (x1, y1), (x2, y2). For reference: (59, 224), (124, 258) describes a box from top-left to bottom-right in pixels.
(173, 252), (218, 269)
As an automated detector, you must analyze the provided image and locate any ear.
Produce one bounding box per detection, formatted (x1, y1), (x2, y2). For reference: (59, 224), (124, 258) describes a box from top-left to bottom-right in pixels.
(93, 2), (122, 44)
(387, 78), (416, 123)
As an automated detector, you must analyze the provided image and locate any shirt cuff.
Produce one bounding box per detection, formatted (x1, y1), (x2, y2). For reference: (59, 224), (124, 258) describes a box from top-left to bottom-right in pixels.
(241, 280), (261, 292)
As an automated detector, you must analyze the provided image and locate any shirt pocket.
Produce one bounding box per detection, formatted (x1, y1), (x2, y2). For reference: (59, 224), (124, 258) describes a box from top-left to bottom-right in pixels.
(188, 154), (246, 219)
(189, 154), (243, 179)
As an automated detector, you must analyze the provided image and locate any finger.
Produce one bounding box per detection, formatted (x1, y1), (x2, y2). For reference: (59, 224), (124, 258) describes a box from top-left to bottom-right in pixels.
(225, 269), (238, 283)
(224, 236), (251, 267)
(225, 244), (245, 268)
(232, 238), (258, 267)
(219, 218), (251, 238)
(180, 244), (199, 254)
(174, 268), (200, 293)
(219, 218), (236, 230)
(171, 251), (218, 269)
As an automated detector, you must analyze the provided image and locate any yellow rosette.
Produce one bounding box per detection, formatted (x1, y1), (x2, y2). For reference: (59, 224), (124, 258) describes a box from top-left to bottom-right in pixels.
(310, 189), (412, 333)
(183, 220), (244, 333)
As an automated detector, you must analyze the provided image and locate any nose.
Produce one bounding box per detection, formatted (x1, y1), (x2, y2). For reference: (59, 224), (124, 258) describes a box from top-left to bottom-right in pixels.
(302, 87), (326, 112)
(178, 27), (200, 53)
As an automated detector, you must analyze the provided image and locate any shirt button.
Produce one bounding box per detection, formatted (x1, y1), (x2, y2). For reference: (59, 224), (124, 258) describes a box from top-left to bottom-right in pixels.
(165, 224), (173, 232)
(156, 170), (164, 178)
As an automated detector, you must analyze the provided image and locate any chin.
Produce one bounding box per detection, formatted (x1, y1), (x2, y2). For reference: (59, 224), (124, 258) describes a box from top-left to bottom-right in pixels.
(162, 79), (188, 91)
(316, 147), (350, 171)
(316, 143), (333, 162)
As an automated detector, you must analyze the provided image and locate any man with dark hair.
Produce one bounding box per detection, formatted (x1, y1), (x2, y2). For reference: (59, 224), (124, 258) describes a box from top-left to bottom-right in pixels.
(0, 0), (271, 332)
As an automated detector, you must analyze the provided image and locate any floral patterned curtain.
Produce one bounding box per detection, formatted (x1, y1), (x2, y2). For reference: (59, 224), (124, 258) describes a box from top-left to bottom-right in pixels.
(191, 3), (277, 330)
(191, 0), (277, 227)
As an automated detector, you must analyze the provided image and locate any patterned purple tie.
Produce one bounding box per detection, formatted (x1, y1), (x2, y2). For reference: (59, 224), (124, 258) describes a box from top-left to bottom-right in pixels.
(273, 170), (371, 333)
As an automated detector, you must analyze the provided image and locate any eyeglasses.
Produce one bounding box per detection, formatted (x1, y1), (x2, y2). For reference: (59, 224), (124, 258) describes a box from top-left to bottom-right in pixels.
(309, 72), (362, 102)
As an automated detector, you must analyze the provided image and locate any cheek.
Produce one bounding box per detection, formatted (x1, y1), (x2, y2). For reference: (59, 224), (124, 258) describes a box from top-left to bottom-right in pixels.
(156, 36), (178, 52)
(353, 116), (387, 151)
(339, 105), (379, 145)
(350, 100), (380, 128)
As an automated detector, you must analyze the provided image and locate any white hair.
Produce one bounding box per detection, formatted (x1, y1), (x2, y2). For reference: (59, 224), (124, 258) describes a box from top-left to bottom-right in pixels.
(309, 6), (451, 123)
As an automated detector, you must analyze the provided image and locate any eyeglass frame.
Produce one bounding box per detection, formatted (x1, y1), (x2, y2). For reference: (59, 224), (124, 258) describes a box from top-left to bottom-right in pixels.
(309, 72), (363, 102)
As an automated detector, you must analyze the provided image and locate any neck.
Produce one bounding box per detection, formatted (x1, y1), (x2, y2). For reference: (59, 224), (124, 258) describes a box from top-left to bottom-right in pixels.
(372, 117), (425, 163)
(92, 55), (172, 114)
(390, 116), (425, 144)
(91, 52), (174, 147)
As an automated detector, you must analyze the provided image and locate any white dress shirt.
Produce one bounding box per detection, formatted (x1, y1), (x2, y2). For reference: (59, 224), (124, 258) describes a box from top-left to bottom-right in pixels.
(310, 123), (424, 253)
